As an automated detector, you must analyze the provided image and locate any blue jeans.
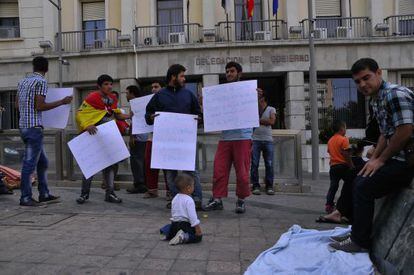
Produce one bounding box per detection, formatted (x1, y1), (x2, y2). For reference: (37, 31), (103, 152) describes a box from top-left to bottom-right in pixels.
(19, 128), (50, 203)
(250, 140), (274, 188)
(160, 222), (202, 243)
(165, 169), (202, 202)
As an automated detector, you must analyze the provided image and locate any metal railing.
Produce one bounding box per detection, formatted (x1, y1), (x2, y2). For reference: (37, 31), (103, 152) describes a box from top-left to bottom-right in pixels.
(59, 28), (121, 52)
(0, 26), (20, 39)
(133, 23), (203, 47)
(384, 14), (414, 36)
(300, 17), (371, 39)
(216, 19), (287, 42)
(0, 130), (63, 180)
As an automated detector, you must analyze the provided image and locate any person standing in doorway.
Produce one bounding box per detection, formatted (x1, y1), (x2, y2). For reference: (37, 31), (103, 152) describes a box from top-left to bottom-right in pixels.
(16, 56), (73, 206)
(250, 92), (276, 195)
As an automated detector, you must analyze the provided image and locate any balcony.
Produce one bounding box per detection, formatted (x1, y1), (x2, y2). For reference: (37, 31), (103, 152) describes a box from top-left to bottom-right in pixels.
(216, 19), (288, 42)
(0, 26), (20, 39)
(384, 14), (414, 36)
(59, 28), (121, 53)
(300, 17), (371, 39)
(133, 23), (203, 47)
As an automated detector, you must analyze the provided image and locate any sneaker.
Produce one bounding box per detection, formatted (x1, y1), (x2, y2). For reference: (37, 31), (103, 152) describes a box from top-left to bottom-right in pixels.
(126, 185), (147, 194)
(235, 199), (246, 214)
(105, 192), (122, 203)
(252, 187), (261, 195)
(39, 194), (60, 204)
(330, 233), (351, 243)
(204, 198), (223, 211)
(266, 188), (275, 195)
(76, 194), (89, 204)
(328, 237), (368, 253)
(169, 230), (186, 245)
(325, 204), (335, 214)
(20, 198), (45, 207)
(160, 234), (167, 241)
(143, 190), (158, 198)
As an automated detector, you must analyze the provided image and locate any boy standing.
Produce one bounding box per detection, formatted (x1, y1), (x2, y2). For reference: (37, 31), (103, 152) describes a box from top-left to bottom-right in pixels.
(325, 120), (354, 213)
(17, 56), (72, 206)
(75, 74), (131, 204)
(160, 174), (202, 245)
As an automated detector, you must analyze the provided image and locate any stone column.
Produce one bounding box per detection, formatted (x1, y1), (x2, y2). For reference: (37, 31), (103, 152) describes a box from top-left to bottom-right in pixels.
(121, 0), (135, 36)
(202, 0), (216, 42)
(284, 0), (301, 27)
(367, 0), (384, 31)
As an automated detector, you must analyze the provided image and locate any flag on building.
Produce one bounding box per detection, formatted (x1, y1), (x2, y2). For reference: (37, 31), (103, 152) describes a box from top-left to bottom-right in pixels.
(247, 0), (254, 19)
(273, 0), (279, 16)
(221, 0), (231, 14)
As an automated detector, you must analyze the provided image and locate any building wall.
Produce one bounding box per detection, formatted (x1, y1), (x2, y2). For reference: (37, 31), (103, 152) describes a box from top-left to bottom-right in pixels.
(107, 0), (121, 30)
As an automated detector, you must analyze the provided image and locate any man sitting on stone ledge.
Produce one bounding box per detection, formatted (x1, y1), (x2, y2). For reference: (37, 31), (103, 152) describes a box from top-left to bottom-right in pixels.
(329, 58), (414, 253)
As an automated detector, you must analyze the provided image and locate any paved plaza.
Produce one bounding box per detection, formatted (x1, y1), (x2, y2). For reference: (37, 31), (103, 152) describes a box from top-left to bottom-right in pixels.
(0, 177), (337, 275)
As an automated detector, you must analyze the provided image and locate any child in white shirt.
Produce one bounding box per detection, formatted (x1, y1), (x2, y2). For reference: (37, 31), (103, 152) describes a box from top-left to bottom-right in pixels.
(160, 174), (202, 245)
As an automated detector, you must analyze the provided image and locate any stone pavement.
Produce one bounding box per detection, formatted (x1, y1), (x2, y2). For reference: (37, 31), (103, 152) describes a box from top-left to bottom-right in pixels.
(0, 177), (339, 275)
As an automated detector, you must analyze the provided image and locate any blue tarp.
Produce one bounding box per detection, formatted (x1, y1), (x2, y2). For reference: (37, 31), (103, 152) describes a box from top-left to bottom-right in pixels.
(245, 225), (374, 275)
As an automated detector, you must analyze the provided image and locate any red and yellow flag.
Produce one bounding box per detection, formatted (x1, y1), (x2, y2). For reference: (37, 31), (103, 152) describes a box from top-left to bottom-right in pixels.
(247, 0), (254, 19)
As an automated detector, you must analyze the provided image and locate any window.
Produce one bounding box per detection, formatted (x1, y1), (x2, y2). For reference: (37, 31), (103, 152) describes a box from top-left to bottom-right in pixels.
(0, 1), (19, 39)
(401, 75), (414, 91)
(234, 0), (263, 40)
(0, 91), (18, 129)
(315, 0), (342, 38)
(305, 78), (366, 130)
(157, 0), (184, 44)
(82, 2), (105, 49)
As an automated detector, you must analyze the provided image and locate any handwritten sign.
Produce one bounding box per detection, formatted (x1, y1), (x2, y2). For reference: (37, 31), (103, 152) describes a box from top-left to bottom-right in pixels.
(68, 120), (130, 179)
(202, 80), (259, 132)
(130, 94), (154, 134)
(42, 88), (73, 129)
(151, 112), (198, 171)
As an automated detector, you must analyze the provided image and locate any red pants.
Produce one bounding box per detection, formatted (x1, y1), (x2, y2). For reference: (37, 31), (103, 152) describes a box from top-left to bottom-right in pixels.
(212, 140), (252, 199)
(145, 141), (168, 190)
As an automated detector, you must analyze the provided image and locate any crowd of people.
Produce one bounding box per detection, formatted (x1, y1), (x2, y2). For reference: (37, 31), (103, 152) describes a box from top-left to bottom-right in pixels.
(2, 56), (412, 249)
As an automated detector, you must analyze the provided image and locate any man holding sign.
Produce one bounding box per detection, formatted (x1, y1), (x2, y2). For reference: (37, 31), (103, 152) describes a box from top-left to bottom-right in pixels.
(204, 62), (256, 214)
(16, 56), (73, 206)
(145, 64), (203, 209)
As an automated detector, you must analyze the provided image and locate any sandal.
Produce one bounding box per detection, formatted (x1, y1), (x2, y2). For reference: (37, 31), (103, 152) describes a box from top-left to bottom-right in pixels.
(143, 190), (158, 199)
(315, 215), (344, 224)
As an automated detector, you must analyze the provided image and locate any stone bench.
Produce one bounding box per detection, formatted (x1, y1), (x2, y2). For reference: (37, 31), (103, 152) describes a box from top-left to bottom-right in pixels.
(371, 180), (414, 274)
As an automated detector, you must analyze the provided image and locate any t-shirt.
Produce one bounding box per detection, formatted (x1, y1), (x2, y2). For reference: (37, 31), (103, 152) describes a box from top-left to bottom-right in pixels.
(170, 193), (200, 227)
(253, 106), (276, 141)
(327, 134), (350, 166)
(221, 128), (253, 141)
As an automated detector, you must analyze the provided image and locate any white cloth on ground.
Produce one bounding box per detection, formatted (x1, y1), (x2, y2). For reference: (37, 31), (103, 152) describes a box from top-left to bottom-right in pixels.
(170, 193), (200, 227)
(245, 225), (374, 275)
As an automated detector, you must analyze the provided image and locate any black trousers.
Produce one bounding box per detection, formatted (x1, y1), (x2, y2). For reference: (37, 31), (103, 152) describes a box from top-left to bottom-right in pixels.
(130, 141), (146, 188)
(327, 164), (353, 206)
(351, 159), (413, 248)
(336, 169), (358, 221)
(166, 221), (202, 243)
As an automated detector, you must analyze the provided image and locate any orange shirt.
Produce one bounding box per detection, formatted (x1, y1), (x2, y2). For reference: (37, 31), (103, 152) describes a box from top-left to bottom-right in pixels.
(327, 134), (350, 166)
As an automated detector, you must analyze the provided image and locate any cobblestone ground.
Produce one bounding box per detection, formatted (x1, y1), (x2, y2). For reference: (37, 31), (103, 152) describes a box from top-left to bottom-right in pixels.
(0, 177), (339, 275)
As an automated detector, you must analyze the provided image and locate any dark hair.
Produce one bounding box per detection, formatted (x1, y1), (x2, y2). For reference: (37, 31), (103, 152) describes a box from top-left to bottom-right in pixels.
(112, 91), (119, 99)
(351, 58), (379, 75)
(32, 56), (48, 73)
(225, 61), (242, 73)
(97, 74), (113, 87)
(152, 80), (164, 87)
(126, 85), (141, 97)
(175, 173), (194, 192)
(166, 64), (186, 83)
(332, 120), (346, 133)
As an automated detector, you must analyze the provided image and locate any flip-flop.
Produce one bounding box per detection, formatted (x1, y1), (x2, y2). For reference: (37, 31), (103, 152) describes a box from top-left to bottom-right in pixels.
(315, 216), (343, 224)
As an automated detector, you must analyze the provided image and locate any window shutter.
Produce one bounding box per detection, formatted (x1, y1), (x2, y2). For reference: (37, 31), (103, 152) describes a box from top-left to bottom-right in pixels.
(0, 2), (19, 18)
(315, 0), (341, 17)
(399, 0), (414, 15)
(82, 2), (105, 21)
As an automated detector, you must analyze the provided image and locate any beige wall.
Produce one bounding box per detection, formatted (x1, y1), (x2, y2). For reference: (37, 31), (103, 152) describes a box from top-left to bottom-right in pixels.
(383, 0), (395, 17)
(136, 0), (151, 26)
(62, 0), (76, 32)
(107, 0), (121, 29)
(189, 0), (203, 24)
(298, 0), (308, 21)
(351, 0), (367, 17)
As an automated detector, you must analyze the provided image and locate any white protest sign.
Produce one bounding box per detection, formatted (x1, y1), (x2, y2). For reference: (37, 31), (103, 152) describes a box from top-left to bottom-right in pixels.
(151, 112), (198, 171)
(202, 80), (259, 132)
(42, 88), (73, 129)
(68, 120), (130, 179)
(130, 94), (154, 134)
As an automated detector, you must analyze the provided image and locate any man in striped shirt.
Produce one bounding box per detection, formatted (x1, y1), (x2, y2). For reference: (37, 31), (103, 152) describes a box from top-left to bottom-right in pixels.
(16, 56), (73, 206)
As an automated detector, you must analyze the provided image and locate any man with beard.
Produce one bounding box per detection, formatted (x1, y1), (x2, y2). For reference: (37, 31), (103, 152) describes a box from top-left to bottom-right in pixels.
(145, 64), (203, 209)
(204, 62), (253, 214)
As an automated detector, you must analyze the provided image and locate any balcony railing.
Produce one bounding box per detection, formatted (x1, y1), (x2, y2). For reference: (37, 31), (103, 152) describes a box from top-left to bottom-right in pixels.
(0, 26), (20, 39)
(59, 28), (121, 53)
(384, 14), (414, 36)
(133, 23), (203, 47)
(216, 19), (287, 42)
(300, 17), (371, 39)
